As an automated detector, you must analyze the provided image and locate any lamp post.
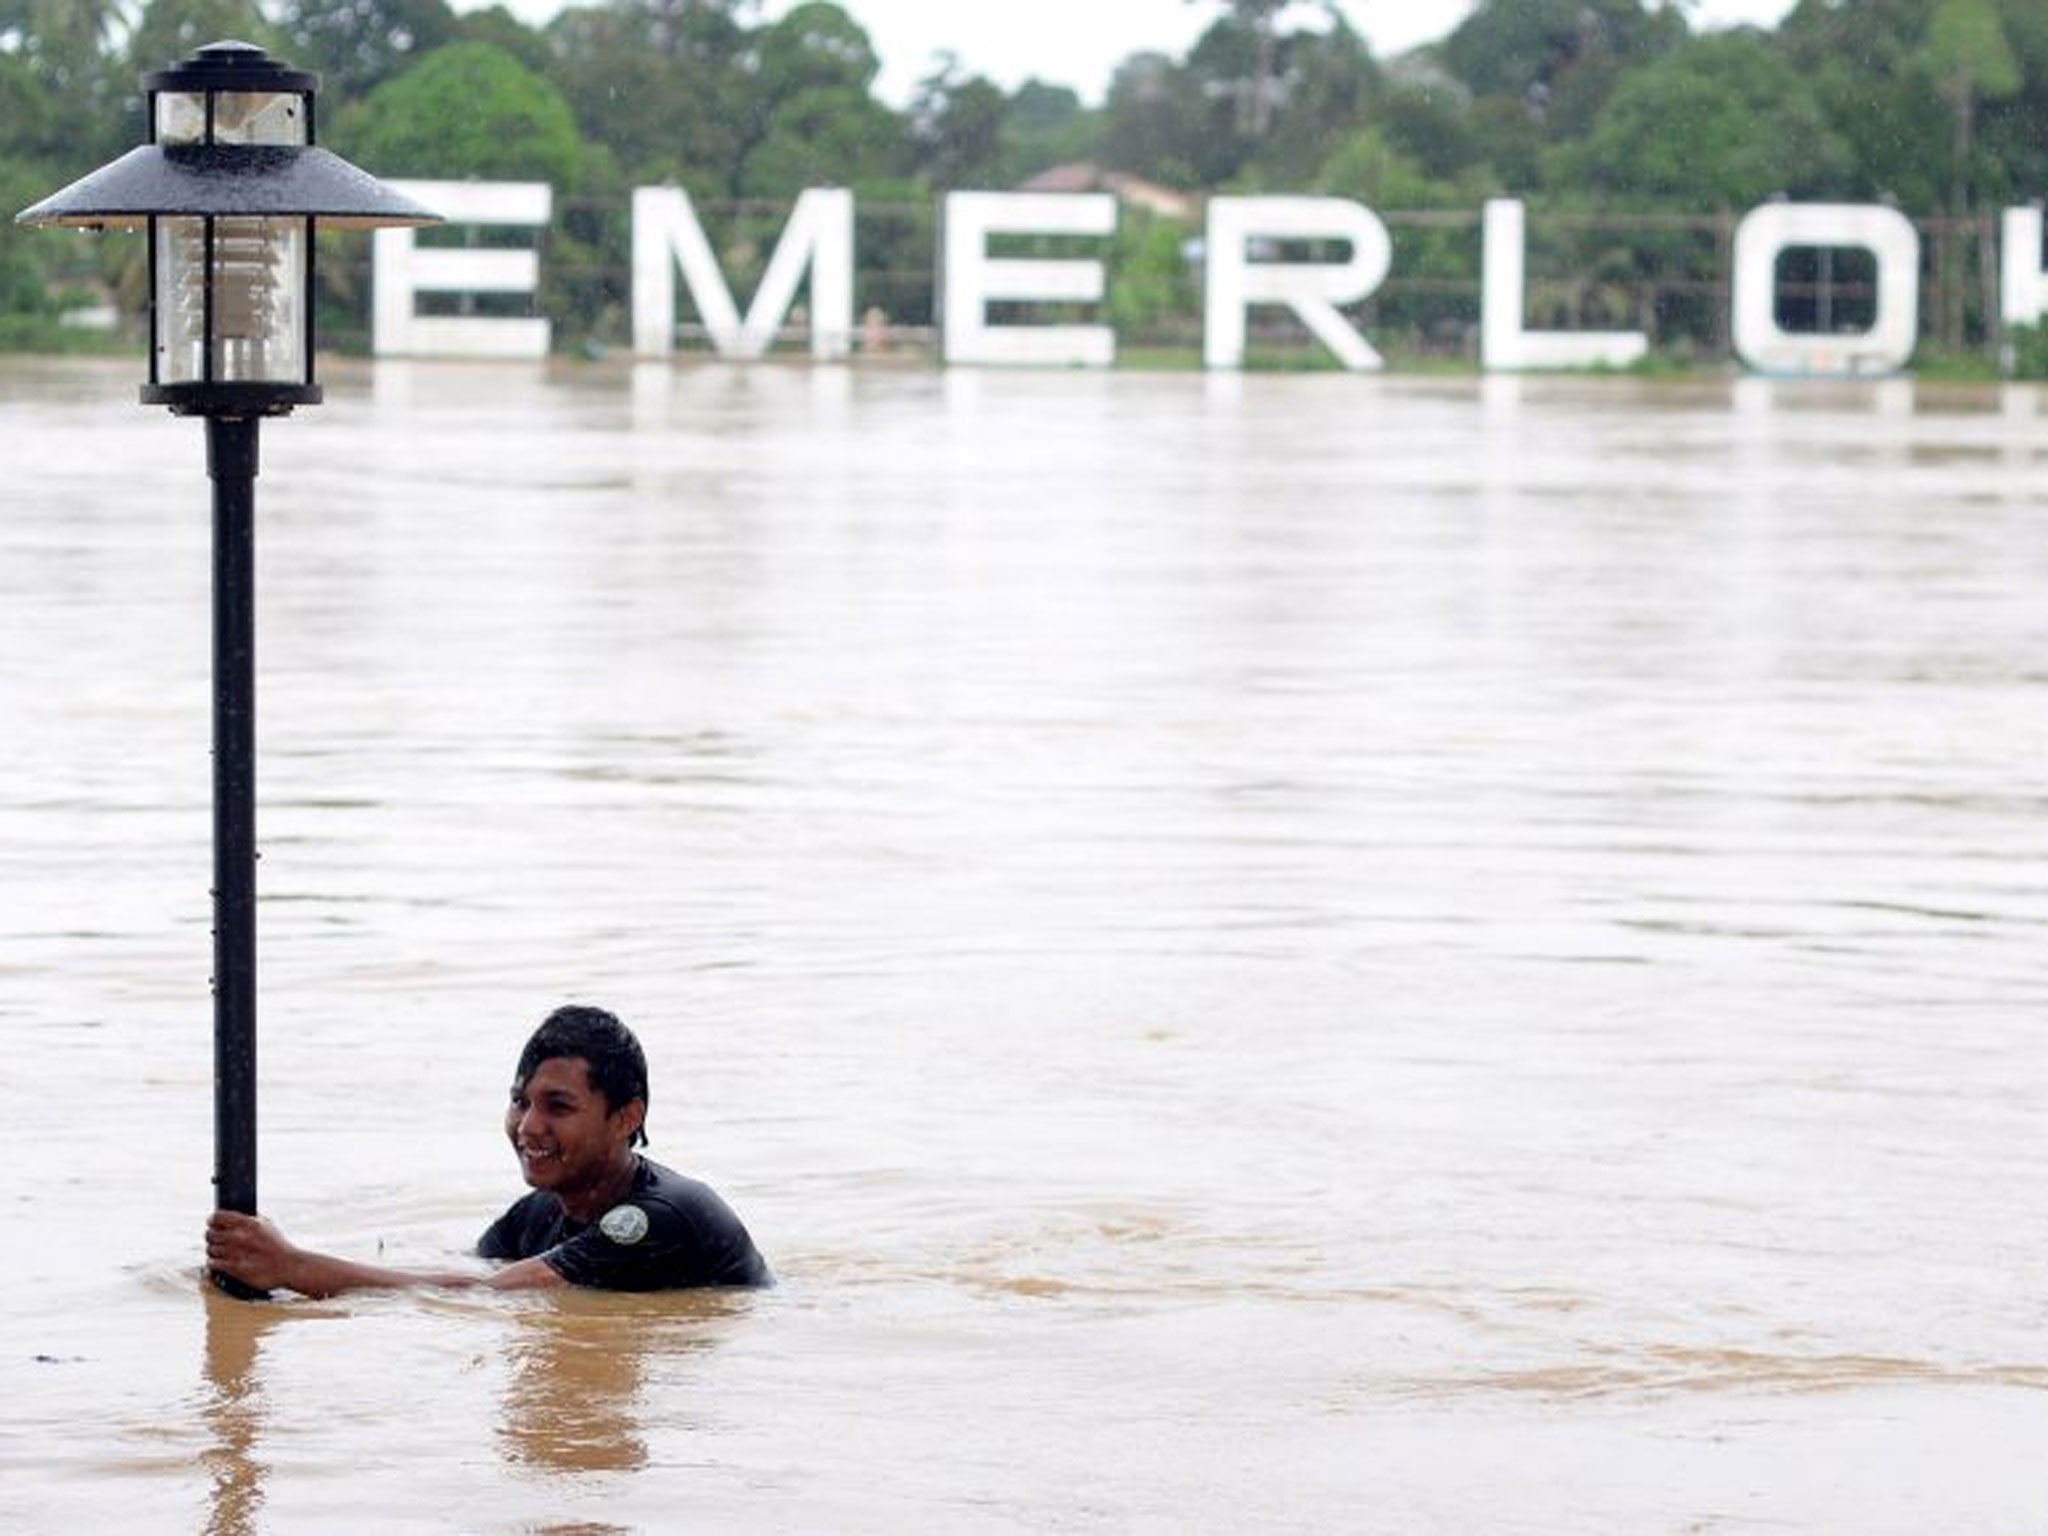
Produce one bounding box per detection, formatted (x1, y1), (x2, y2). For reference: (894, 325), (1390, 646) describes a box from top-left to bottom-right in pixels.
(16, 40), (438, 1297)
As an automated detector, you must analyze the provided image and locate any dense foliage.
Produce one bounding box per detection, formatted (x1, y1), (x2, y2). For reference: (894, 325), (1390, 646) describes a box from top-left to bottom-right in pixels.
(4, 0), (2045, 364)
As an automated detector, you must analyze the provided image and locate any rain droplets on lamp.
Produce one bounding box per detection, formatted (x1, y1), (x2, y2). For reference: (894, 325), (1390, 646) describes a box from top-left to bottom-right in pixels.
(15, 40), (439, 1297)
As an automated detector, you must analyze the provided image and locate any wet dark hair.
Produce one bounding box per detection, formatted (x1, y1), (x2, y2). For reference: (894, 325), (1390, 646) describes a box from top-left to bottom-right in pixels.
(515, 1005), (650, 1148)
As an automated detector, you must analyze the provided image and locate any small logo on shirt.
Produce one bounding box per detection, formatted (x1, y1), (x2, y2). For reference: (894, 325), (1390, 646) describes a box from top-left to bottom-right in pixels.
(599, 1204), (650, 1246)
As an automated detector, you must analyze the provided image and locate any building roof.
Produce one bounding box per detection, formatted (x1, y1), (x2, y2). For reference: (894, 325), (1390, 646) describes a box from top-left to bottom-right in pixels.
(1016, 163), (1197, 222)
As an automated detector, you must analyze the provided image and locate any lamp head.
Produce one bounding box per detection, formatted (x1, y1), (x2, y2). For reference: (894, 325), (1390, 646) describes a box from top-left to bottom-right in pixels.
(14, 40), (439, 418)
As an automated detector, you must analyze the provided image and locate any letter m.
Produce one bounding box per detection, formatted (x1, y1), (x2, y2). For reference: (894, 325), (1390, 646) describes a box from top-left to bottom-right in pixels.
(632, 187), (854, 360)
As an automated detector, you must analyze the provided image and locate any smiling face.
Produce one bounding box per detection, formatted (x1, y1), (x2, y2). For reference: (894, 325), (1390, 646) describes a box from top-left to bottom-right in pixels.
(506, 1055), (645, 1215)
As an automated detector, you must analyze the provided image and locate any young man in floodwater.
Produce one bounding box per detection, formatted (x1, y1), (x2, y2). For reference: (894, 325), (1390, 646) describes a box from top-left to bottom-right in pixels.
(205, 1005), (771, 1296)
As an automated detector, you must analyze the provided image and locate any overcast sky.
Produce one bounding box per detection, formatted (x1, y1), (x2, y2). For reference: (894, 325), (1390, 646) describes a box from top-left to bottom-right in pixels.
(456, 0), (1801, 107)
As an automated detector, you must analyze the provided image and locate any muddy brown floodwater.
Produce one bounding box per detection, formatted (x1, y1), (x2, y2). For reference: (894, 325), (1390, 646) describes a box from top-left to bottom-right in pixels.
(2, 357), (2046, 1533)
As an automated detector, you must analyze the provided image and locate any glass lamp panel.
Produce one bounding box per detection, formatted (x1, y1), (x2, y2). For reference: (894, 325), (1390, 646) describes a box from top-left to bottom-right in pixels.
(153, 217), (308, 385)
(154, 92), (207, 145)
(154, 216), (206, 383)
(212, 92), (308, 146)
(213, 217), (305, 382)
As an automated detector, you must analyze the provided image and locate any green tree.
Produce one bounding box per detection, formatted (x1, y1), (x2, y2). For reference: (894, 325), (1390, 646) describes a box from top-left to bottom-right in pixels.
(274, 0), (459, 100)
(126, 0), (284, 81)
(1102, 49), (1239, 188)
(1442, 0), (1687, 137)
(1377, 80), (1477, 183)
(0, 157), (64, 318)
(0, 0), (128, 167)
(544, 0), (906, 344)
(1310, 125), (1488, 355)
(911, 55), (1006, 188)
(453, 3), (553, 78)
(1243, 12), (1379, 187)
(1187, 0), (1292, 137)
(728, 1), (904, 196)
(1315, 124), (1470, 208)
(1575, 32), (1851, 207)
(1969, 1), (2048, 209)
(0, 47), (66, 163)
(1924, 0), (2020, 218)
(0, 0), (125, 85)
(1776, 0), (1948, 207)
(1117, 9), (1382, 191)
(849, 178), (935, 325)
(324, 42), (594, 349)
(1107, 206), (1197, 344)
(548, 0), (753, 195)
(331, 39), (581, 184)
(1001, 79), (1101, 180)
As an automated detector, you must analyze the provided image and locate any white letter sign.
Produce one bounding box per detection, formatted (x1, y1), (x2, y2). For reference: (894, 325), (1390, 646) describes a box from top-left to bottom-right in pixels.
(1482, 199), (1647, 371)
(632, 186), (854, 360)
(941, 192), (1116, 367)
(2001, 206), (2048, 330)
(1732, 203), (1919, 377)
(1203, 197), (1389, 370)
(373, 180), (551, 359)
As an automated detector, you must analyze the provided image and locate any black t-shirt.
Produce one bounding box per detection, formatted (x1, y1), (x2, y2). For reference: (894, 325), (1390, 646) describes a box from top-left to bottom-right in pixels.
(476, 1156), (772, 1291)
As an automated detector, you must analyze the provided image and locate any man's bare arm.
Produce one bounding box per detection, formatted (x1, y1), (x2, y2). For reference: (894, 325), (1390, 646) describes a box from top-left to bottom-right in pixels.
(205, 1210), (567, 1298)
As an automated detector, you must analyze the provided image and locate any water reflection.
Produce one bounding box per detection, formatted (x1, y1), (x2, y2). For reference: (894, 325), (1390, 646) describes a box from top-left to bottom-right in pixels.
(495, 1294), (736, 1475)
(199, 1287), (280, 1536)
(497, 1301), (651, 1473)
(198, 1281), (745, 1526)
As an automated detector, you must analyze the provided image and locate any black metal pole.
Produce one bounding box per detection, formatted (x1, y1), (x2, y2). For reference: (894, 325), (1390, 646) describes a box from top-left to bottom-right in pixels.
(207, 414), (267, 1301)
